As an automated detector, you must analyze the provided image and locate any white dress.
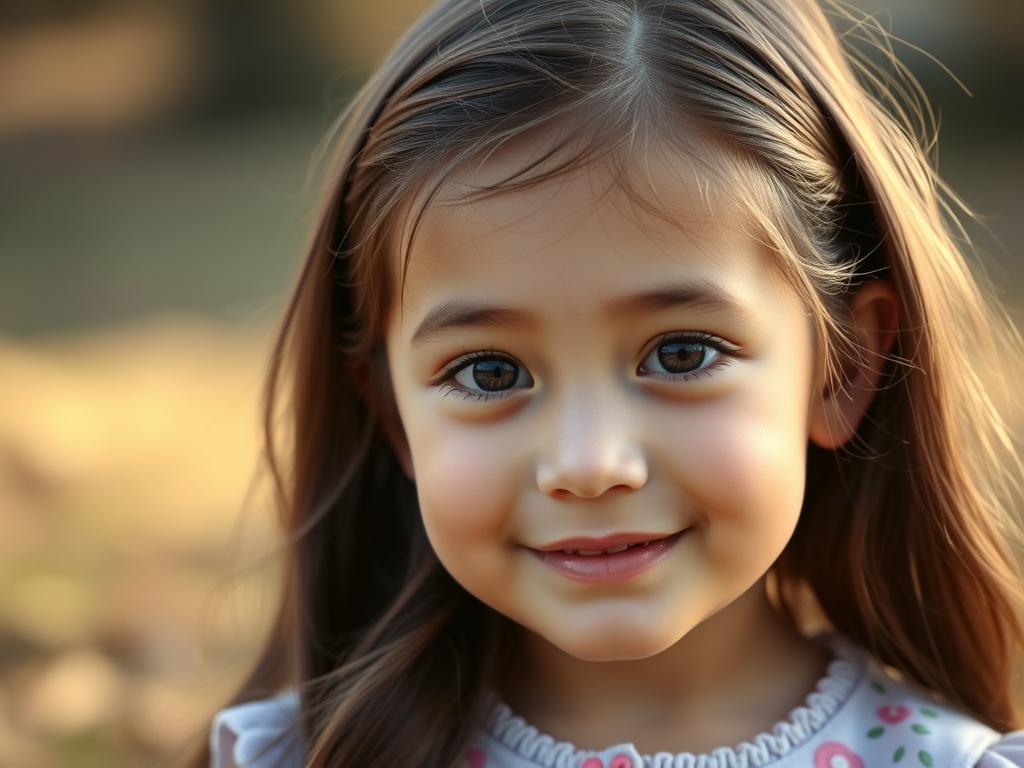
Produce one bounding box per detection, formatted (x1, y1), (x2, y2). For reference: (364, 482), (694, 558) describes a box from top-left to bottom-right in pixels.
(209, 632), (1024, 768)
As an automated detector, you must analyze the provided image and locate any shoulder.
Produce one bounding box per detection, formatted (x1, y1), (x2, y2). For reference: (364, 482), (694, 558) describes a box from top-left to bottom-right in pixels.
(975, 730), (1024, 768)
(813, 638), (1014, 768)
(208, 689), (302, 768)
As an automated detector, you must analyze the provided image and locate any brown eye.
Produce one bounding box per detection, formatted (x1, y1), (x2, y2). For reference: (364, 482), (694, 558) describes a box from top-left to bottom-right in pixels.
(438, 350), (533, 402)
(654, 340), (708, 374)
(637, 332), (737, 383)
(459, 359), (518, 392)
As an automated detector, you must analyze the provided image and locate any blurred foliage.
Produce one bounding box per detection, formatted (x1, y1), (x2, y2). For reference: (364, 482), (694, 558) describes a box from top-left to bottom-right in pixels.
(0, 1), (1021, 765)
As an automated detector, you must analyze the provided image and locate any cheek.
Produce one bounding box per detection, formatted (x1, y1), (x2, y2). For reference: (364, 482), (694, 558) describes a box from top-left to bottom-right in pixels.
(668, 383), (807, 560)
(412, 423), (515, 551)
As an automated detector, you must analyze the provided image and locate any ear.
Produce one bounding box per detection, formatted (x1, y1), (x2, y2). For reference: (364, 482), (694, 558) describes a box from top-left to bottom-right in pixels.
(354, 350), (416, 482)
(808, 278), (899, 450)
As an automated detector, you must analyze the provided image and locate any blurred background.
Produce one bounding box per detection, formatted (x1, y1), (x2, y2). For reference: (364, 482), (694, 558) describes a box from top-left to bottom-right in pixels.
(0, 1), (1021, 765)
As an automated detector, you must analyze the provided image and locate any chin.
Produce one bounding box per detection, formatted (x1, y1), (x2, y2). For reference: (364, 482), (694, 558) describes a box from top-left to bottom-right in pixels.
(548, 622), (685, 662)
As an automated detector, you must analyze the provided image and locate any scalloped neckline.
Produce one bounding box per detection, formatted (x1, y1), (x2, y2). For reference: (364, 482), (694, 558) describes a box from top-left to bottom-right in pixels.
(479, 631), (866, 767)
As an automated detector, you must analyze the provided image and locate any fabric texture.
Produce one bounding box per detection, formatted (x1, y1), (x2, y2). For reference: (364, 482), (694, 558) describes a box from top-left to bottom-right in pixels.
(208, 632), (1024, 768)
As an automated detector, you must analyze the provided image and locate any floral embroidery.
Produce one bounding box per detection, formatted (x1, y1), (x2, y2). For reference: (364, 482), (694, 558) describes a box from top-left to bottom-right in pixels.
(814, 740), (865, 768)
(877, 705), (911, 724)
(867, 678), (940, 764)
(578, 756), (633, 768)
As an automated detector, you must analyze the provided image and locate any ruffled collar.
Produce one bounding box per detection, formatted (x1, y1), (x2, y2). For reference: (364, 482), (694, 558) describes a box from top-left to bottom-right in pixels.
(479, 631), (866, 768)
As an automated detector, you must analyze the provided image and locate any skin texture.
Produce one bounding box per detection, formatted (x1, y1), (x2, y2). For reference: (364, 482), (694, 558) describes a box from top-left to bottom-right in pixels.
(382, 141), (898, 753)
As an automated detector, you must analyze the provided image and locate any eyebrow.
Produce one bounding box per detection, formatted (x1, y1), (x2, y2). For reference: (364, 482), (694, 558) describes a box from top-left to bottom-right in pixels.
(410, 279), (755, 346)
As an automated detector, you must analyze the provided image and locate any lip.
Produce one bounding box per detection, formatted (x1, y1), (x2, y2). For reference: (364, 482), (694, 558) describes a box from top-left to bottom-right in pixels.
(533, 530), (682, 553)
(525, 528), (691, 584)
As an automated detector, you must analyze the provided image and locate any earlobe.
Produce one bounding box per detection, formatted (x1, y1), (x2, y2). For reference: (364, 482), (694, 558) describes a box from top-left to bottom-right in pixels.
(808, 279), (899, 450)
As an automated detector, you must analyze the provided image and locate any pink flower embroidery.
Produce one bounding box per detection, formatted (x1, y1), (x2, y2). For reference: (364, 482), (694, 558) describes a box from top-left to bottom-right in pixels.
(877, 704), (911, 724)
(813, 741), (865, 768)
(578, 751), (633, 767)
(464, 747), (487, 768)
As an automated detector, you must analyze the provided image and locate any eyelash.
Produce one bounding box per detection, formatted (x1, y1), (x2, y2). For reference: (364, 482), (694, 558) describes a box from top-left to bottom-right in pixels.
(435, 332), (739, 403)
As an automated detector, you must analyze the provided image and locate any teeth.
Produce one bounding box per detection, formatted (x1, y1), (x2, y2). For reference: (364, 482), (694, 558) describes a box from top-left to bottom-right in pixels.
(561, 543), (640, 556)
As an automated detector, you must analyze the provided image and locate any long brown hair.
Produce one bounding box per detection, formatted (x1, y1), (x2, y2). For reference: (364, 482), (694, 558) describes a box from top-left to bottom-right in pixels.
(192, 1), (1024, 765)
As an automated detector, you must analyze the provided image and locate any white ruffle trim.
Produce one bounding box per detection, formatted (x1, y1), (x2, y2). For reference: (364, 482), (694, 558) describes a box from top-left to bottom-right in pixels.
(975, 730), (1024, 768)
(481, 632), (865, 768)
(210, 689), (302, 768)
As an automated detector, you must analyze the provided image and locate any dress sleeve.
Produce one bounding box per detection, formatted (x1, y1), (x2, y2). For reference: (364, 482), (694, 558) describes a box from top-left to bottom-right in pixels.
(975, 730), (1024, 768)
(208, 690), (302, 768)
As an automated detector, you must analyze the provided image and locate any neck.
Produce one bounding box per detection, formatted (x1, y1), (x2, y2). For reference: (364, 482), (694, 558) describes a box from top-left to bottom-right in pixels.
(495, 576), (833, 755)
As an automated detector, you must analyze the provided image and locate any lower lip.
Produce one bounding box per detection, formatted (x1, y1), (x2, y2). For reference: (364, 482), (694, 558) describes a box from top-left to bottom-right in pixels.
(527, 529), (690, 584)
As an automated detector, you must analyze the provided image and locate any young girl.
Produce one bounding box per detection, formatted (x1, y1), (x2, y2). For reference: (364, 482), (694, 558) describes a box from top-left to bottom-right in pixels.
(196, 1), (1024, 766)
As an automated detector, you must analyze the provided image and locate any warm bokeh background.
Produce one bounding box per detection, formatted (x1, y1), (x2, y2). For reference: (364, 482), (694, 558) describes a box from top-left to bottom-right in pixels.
(1, 1), (1022, 765)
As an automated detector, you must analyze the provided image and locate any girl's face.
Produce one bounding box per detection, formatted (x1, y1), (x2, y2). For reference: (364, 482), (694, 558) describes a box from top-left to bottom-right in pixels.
(384, 146), (820, 662)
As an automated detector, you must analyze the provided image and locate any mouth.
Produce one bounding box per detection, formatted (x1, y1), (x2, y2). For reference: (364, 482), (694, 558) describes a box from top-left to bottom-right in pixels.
(524, 528), (692, 584)
(530, 529), (689, 555)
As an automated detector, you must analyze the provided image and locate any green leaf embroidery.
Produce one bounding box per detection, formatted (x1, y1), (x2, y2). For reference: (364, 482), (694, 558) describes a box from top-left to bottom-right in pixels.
(910, 724), (930, 735)
(919, 707), (938, 718)
(918, 750), (934, 767)
(893, 746), (905, 762)
(871, 680), (887, 694)
(867, 726), (885, 738)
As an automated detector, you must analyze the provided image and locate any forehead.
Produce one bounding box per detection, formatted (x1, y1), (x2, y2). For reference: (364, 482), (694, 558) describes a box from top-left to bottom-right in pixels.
(388, 136), (773, 337)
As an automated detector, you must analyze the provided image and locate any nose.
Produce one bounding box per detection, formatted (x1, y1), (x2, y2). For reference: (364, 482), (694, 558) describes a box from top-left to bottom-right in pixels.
(535, 390), (648, 499)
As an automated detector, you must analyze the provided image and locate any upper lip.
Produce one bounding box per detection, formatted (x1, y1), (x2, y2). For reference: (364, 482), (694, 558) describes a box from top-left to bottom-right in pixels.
(530, 530), (685, 552)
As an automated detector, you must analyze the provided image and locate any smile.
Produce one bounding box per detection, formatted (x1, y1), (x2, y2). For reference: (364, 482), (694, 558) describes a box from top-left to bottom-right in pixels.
(524, 529), (690, 583)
